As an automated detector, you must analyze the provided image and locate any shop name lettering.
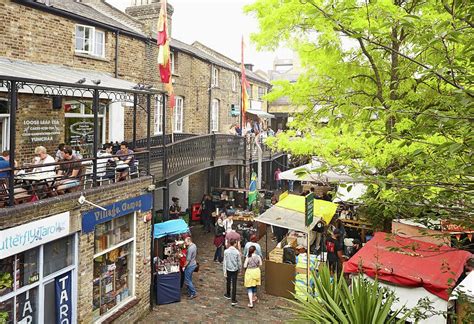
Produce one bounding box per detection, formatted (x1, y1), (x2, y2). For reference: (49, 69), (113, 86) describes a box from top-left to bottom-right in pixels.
(57, 275), (71, 324)
(94, 200), (143, 221)
(0, 221), (66, 251)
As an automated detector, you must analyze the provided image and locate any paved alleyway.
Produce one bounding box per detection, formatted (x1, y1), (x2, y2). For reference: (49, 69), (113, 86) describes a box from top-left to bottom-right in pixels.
(139, 226), (294, 323)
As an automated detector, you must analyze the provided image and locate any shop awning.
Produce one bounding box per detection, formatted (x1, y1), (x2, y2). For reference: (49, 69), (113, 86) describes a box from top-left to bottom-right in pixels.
(279, 161), (357, 183)
(0, 57), (141, 93)
(153, 219), (189, 239)
(344, 232), (472, 300)
(246, 109), (275, 119)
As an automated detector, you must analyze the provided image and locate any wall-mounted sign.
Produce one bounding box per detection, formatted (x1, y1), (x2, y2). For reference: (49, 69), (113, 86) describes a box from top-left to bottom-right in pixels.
(0, 212), (70, 258)
(70, 121), (94, 136)
(82, 194), (153, 233)
(22, 119), (61, 143)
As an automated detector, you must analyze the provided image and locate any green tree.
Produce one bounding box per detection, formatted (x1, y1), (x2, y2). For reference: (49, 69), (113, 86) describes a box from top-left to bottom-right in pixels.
(245, 0), (473, 229)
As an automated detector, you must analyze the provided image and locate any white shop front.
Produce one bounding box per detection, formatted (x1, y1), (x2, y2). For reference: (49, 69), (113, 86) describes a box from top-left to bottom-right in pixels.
(0, 212), (77, 324)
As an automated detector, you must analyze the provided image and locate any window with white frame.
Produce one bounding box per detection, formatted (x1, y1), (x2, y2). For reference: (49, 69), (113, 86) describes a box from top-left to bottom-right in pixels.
(170, 51), (175, 74)
(211, 99), (219, 132)
(174, 96), (184, 133)
(93, 214), (135, 321)
(231, 74), (236, 92)
(211, 67), (219, 87)
(154, 96), (164, 135)
(258, 86), (265, 100)
(75, 25), (106, 58)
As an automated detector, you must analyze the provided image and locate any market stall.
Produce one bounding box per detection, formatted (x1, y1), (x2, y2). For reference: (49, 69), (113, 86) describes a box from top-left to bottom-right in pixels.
(153, 219), (190, 305)
(345, 232), (472, 324)
(255, 193), (337, 298)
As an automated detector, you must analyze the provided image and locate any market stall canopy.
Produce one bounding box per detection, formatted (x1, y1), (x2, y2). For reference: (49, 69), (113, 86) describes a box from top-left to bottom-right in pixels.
(332, 183), (367, 203)
(451, 271), (474, 301)
(279, 161), (356, 183)
(275, 194), (337, 224)
(246, 109), (275, 119)
(344, 232), (472, 300)
(153, 219), (189, 239)
(255, 194), (337, 232)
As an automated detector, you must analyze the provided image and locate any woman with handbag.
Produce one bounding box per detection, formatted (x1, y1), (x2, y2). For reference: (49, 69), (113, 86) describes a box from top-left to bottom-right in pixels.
(243, 246), (262, 308)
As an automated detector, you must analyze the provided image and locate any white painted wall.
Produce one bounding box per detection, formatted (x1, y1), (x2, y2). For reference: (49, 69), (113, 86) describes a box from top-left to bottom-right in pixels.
(153, 177), (190, 212)
(108, 102), (124, 142)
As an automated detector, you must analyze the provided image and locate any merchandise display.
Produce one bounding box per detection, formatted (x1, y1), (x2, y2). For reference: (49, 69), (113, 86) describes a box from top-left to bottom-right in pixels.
(154, 240), (185, 275)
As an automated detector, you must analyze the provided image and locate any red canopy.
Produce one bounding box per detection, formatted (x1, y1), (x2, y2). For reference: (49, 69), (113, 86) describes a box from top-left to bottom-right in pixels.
(344, 232), (472, 300)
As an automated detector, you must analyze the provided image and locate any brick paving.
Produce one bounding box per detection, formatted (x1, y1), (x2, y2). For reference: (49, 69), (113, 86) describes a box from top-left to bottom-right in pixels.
(139, 226), (294, 323)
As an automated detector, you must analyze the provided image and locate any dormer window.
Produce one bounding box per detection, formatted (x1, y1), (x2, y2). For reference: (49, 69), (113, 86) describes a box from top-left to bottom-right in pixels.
(75, 25), (105, 58)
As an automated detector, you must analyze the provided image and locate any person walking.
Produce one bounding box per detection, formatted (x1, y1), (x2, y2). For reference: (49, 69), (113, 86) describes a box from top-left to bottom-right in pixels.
(326, 229), (344, 277)
(213, 217), (225, 262)
(274, 168), (282, 190)
(243, 234), (262, 258)
(183, 237), (198, 299)
(244, 246), (262, 308)
(223, 239), (242, 306)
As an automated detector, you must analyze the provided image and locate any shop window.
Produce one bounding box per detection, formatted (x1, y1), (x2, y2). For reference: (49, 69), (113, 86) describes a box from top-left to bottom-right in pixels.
(211, 66), (219, 87)
(92, 214), (135, 321)
(64, 100), (106, 158)
(0, 235), (76, 324)
(75, 25), (106, 58)
(258, 86), (265, 100)
(231, 74), (237, 92)
(43, 235), (74, 277)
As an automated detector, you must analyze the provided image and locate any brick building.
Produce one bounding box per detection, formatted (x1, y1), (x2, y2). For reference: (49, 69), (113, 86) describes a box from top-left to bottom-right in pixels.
(0, 0), (275, 323)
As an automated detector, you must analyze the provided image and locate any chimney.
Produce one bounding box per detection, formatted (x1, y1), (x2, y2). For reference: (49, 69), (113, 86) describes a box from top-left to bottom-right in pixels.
(125, 1), (174, 37)
(244, 63), (254, 72)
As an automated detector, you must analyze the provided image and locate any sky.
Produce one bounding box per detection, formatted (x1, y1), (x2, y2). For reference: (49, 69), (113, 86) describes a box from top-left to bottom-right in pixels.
(106, 0), (292, 73)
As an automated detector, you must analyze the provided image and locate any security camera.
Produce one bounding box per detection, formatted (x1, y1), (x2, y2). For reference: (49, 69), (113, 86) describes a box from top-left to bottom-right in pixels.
(78, 193), (106, 211)
(78, 194), (86, 205)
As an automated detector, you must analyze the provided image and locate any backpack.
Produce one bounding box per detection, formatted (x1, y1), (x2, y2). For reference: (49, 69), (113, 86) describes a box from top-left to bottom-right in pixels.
(326, 240), (335, 253)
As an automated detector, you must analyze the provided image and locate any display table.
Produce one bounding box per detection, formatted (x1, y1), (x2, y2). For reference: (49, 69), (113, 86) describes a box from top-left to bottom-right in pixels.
(265, 260), (295, 299)
(155, 272), (181, 305)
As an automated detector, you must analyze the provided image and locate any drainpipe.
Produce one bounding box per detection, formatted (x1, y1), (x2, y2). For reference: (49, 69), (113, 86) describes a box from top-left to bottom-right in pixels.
(114, 31), (120, 78)
(208, 64), (213, 134)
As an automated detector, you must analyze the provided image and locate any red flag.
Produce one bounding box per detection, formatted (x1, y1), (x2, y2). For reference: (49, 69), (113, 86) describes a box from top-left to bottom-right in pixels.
(157, 0), (174, 109)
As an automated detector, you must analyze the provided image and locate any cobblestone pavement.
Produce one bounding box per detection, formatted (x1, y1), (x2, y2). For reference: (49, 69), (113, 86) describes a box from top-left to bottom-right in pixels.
(139, 225), (294, 323)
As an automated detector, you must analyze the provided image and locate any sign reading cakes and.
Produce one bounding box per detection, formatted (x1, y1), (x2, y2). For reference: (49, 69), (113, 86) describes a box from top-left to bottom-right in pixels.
(22, 118), (61, 143)
(82, 193), (153, 233)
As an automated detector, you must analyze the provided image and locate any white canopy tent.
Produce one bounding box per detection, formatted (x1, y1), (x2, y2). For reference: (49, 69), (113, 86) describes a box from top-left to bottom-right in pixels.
(332, 183), (368, 203)
(255, 205), (320, 233)
(279, 161), (357, 183)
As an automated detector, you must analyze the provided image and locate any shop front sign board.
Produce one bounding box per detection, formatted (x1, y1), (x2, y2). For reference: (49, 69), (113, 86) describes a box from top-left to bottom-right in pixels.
(55, 271), (73, 324)
(0, 212), (70, 258)
(82, 193), (153, 233)
(22, 118), (61, 143)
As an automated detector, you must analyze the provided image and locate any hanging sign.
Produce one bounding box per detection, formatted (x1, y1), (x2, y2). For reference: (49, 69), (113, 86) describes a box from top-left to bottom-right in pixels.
(305, 192), (314, 228)
(70, 121), (94, 136)
(81, 193), (153, 233)
(55, 271), (72, 324)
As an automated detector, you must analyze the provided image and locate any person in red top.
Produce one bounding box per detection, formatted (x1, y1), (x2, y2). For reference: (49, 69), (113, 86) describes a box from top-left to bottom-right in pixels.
(274, 168), (282, 190)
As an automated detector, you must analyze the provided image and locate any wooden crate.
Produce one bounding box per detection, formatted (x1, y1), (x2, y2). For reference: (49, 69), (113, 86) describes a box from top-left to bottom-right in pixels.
(268, 237), (287, 263)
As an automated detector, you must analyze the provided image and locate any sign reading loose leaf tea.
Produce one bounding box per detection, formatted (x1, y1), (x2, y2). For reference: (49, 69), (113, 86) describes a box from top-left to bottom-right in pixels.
(22, 118), (61, 143)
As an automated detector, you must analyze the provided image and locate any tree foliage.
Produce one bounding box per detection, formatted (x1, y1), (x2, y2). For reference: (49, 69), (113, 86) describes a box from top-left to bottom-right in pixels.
(245, 0), (473, 229)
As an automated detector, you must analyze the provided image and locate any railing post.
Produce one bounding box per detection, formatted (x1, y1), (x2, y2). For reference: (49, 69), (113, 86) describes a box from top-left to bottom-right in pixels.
(92, 88), (99, 187)
(146, 94), (151, 175)
(132, 94), (137, 149)
(8, 81), (17, 207)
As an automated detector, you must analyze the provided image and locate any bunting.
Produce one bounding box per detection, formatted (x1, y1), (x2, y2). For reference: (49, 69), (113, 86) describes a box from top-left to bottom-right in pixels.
(157, 0), (175, 109)
(241, 36), (250, 126)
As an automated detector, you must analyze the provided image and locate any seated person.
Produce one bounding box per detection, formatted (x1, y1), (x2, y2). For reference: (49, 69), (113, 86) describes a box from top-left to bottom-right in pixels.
(0, 150), (16, 178)
(32, 146), (56, 176)
(115, 141), (135, 181)
(55, 143), (65, 162)
(169, 197), (181, 219)
(56, 146), (82, 193)
(97, 143), (115, 180)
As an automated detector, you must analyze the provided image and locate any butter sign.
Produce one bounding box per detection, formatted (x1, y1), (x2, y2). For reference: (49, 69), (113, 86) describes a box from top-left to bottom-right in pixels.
(81, 194), (153, 233)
